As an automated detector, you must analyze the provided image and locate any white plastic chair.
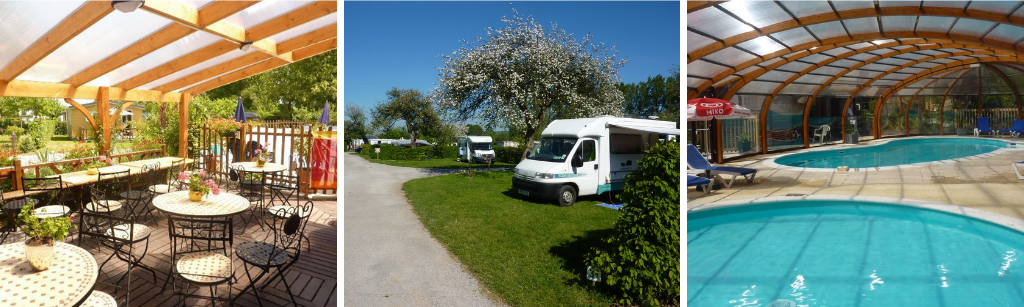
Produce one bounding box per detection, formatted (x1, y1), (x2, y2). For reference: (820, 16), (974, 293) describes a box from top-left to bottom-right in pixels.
(813, 125), (831, 145)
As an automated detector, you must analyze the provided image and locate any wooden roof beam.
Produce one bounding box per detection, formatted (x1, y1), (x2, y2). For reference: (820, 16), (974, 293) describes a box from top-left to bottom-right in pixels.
(0, 2), (113, 82)
(63, 1), (255, 87)
(0, 80), (180, 103)
(184, 38), (336, 94)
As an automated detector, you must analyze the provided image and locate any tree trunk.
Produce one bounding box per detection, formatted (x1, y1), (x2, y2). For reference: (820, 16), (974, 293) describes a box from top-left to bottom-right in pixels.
(408, 122), (417, 148)
(520, 126), (537, 162)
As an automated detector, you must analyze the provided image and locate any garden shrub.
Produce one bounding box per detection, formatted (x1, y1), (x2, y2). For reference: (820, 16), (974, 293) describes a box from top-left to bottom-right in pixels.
(17, 120), (56, 152)
(494, 146), (525, 164)
(53, 121), (68, 136)
(586, 142), (680, 307)
(360, 144), (458, 160)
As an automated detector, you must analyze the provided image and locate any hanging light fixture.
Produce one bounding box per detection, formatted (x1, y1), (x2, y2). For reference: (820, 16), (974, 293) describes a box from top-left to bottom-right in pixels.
(111, 0), (144, 13)
(239, 41), (253, 52)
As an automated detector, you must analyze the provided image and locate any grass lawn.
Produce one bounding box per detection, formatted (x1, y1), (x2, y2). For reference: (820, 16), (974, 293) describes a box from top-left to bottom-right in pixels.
(404, 171), (621, 307)
(351, 152), (517, 168)
(0, 135), (80, 153)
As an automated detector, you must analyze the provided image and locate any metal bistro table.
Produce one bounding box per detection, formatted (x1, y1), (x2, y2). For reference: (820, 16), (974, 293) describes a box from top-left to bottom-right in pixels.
(0, 242), (98, 306)
(152, 191), (251, 218)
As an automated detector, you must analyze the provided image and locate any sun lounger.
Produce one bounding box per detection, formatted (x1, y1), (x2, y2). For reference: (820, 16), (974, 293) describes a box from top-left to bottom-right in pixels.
(999, 119), (1024, 138)
(688, 175), (712, 195)
(976, 117), (994, 136)
(686, 145), (757, 188)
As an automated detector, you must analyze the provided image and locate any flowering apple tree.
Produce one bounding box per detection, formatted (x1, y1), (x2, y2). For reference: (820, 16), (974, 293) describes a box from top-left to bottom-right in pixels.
(432, 10), (626, 160)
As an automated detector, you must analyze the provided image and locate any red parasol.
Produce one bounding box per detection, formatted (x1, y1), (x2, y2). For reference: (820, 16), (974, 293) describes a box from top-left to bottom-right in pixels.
(687, 97), (753, 121)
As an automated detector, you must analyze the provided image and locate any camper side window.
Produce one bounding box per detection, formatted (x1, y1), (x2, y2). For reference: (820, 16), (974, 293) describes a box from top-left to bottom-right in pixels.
(610, 134), (643, 154)
(581, 140), (596, 162)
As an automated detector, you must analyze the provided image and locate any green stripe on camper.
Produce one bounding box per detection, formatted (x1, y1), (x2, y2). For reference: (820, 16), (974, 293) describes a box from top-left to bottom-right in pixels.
(597, 182), (625, 194)
(554, 173), (587, 178)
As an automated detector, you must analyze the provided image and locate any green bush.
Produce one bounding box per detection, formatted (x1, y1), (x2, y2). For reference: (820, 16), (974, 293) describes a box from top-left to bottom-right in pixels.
(53, 122), (68, 136)
(360, 144), (458, 160)
(494, 146), (525, 164)
(586, 142), (680, 307)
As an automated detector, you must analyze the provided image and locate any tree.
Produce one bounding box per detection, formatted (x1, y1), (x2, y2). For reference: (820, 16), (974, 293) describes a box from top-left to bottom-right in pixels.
(433, 10), (626, 160)
(467, 124), (485, 136)
(371, 88), (440, 147)
(344, 105), (371, 145)
(207, 50), (337, 121)
(619, 68), (680, 123)
(0, 97), (64, 119)
(379, 127), (407, 139)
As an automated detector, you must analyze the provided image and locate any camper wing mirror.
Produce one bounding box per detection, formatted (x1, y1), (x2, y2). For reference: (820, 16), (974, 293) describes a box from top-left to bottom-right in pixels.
(571, 152), (584, 168)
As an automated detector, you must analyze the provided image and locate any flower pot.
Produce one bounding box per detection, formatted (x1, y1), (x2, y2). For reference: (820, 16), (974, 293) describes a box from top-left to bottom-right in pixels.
(846, 133), (859, 144)
(87, 168), (99, 175)
(956, 128), (968, 136)
(256, 160), (266, 167)
(189, 190), (205, 202)
(736, 140), (752, 154)
(25, 239), (55, 271)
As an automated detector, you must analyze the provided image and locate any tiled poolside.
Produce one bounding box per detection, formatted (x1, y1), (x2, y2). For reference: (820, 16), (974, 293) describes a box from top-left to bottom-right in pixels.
(689, 136), (1024, 221)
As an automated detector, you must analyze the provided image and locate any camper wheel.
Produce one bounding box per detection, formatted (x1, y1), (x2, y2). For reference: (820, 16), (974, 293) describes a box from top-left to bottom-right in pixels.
(557, 185), (577, 207)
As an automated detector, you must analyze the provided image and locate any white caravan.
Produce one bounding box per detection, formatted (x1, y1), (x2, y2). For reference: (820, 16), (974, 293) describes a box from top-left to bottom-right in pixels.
(457, 136), (495, 163)
(512, 116), (679, 206)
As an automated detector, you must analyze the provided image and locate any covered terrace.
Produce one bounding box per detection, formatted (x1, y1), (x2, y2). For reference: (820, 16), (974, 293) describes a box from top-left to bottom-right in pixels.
(688, 1), (1024, 162)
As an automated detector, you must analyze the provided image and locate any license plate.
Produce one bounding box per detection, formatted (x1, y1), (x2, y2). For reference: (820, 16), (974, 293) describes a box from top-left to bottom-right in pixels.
(518, 189), (529, 196)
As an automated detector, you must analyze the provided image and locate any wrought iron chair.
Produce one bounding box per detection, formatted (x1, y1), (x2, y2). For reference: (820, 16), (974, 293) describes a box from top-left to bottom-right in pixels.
(263, 173), (311, 250)
(121, 163), (160, 224)
(85, 169), (130, 218)
(150, 159), (186, 195)
(235, 201), (313, 306)
(21, 175), (70, 218)
(78, 184), (157, 306)
(164, 216), (235, 306)
(229, 163), (264, 228)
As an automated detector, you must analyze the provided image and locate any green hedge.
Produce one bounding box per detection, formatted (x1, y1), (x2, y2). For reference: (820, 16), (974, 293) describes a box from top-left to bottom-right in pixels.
(360, 144), (458, 160)
(494, 146), (525, 164)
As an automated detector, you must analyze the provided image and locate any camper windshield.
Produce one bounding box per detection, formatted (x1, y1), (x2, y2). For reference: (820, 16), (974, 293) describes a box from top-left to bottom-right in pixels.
(527, 138), (578, 162)
(472, 143), (492, 151)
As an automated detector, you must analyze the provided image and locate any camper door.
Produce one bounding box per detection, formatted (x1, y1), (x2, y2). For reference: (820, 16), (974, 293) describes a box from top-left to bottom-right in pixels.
(572, 138), (600, 195)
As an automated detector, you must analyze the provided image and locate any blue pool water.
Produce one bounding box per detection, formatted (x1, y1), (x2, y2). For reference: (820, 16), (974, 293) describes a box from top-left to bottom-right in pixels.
(688, 200), (1024, 306)
(773, 138), (1008, 168)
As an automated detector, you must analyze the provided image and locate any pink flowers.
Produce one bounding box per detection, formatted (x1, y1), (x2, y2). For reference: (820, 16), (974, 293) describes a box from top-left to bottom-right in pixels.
(203, 179), (220, 195)
(177, 171), (191, 181)
(183, 168), (219, 196)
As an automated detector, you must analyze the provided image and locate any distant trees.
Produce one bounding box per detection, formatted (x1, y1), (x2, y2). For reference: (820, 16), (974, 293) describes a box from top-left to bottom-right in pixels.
(205, 50), (337, 122)
(433, 10), (626, 160)
(619, 68), (680, 123)
(371, 87), (440, 147)
(467, 124), (485, 136)
(344, 105), (370, 146)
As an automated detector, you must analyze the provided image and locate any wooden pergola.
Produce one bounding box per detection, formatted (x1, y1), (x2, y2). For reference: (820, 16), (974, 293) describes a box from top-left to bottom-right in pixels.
(0, 0), (337, 157)
(687, 1), (1024, 162)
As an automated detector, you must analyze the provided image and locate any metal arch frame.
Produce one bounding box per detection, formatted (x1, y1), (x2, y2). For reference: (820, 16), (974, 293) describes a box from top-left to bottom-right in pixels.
(902, 70), (960, 136)
(873, 56), (1024, 136)
(936, 69), (973, 135)
(803, 50), (1006, 147)
(688, 4), (1024, 63)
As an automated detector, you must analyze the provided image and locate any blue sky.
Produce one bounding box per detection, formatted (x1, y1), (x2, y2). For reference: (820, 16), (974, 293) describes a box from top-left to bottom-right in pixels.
(343, 1), (681, 120)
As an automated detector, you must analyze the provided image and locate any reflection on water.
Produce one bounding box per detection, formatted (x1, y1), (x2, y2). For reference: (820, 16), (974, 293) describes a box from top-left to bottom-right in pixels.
(999, 250), (1016, 277)
(728, 285), (760, 307)
(868, 270), (884, 290)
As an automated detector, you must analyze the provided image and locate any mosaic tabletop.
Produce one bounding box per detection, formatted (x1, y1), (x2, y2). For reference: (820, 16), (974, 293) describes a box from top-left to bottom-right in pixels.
(231, 162), (288, 173)
(119, 157), (190, 169)
(152, 191), (249, 217)
(0, 242), (97, 306)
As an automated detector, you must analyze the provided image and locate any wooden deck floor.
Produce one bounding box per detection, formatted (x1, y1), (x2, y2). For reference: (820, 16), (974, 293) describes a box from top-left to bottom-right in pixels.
(11, 198), (338, 307)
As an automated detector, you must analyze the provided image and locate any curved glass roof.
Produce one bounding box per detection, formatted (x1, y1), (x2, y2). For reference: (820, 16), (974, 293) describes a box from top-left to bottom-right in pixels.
(0, 0), (337, 103)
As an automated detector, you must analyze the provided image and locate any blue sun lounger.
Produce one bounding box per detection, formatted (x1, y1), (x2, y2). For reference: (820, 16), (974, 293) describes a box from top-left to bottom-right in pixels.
(686, 145), (757, 188)
(999, 119), (1024, 138)
(975, 116), (994, 136)
(688, 175), (712, 195)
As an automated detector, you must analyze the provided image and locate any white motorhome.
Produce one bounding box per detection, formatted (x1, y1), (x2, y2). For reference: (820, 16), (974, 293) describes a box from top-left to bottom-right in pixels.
(512, 116), (679, 206)
(457, 136), (495, 163)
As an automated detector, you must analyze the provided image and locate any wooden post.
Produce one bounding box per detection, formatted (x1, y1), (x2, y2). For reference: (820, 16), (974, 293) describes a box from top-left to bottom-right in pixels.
(12, 159), (22, 191)
(179, 93), (190, 158)
(98, 87), (110, 156)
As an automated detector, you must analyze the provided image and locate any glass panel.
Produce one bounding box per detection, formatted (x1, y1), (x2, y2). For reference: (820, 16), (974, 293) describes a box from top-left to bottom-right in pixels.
(142, 49), (248, 91)
(766, 95), (807, 151)
(846, 70), (882, 78)
(268, 12), (337, 43)
(980, 94), (1017, 130)
(944, 95), (978, 134)
(794, 74), (830, 84)
(879, 96), (908, 137)
(687, 60), (728, 79)
(687, 7), (754, 40)
(687, 31), (717, 54)
(851, 96), (875, 138)
(807, 21), (849, 40)
(842, 17), (879, 35)
(834, 77), (865, 85)
(757, 70), (796, 83)
(878, 1), (922, 8)
(776, 61), (813, 72)
(871, 80), (898, 86)
(861, 63), (893, 71)
(915, 16), (957, 33)
(780, 84), (819, 95)
(832, 59), (860, 67)
(818, 48), (847, 57)
(801, 54), (833, 63)
(721, 95), (764, 157)
(687, 77), (707, 88)
(911, 96), (944, 135)
(735, 36), (787, 56)
(950, 18), (997, 37)
(0, 1), (86, 71)
(736, 81), (780, 94)
(924, 1), (969, 9)
(770, 28), (817, 47)
(21, 9), (172, 83)
(884, 73), (914, 81)
(822, 84), (858, 96)
(703, 47), (758, 67)
(897, 67), (925, 74)
(220, 0), (312, 30)
(87, 31), (223, 87)
(846, 42), (876, 50)
(832, 1), (875, 11)
(898, 53), (928, 61)
(984, 24), (1024, 44)
(881, 16), (917, 32)
(875, 58), (912, 66)
(967, 1), (1020, 14)
(810, 66), (844, 75)
(718, 1), (791, 28)
(807, 95), (845, 145)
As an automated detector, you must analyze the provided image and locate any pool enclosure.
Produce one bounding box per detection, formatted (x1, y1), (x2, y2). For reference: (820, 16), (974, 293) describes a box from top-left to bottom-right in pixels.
(688, 1), (1024, 162)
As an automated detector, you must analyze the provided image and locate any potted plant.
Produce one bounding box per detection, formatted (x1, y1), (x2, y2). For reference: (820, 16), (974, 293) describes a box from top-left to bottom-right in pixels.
(207, 118), (242, 137)
(956, 117), (968, 136)
(18, 201), (74, 271)
(178, 169), (219, 201)
(83, 156), (112, 175)
(736, 134), (752, 153)
(845, 121), (859, 144)
(254, 144), (270, 167)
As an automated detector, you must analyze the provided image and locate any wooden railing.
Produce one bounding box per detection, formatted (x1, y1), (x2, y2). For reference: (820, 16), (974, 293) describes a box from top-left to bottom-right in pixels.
(0, 145), (165, 191)
(194, 122), (337, 195)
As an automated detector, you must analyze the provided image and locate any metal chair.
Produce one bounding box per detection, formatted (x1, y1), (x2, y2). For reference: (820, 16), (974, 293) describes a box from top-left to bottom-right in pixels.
(21, 175), (69, 218)
(122, 163), (160, 224)
(86, 170), (130, 218)
(164, 216), (235, 306)
(263, 173), (311, 250)
(235, 201), (313, 306)
(150, 159), (186, 195)
(79, 184), (157, 306)
(229, 164), (264, 229)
